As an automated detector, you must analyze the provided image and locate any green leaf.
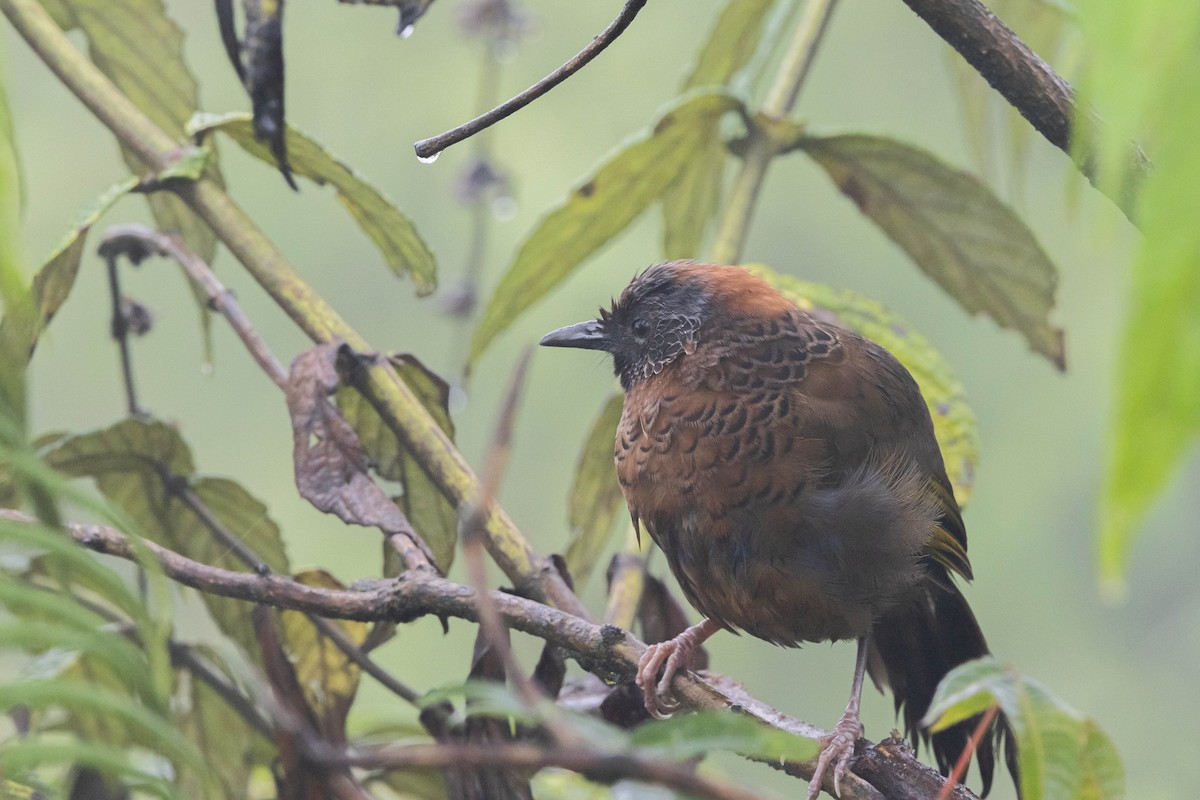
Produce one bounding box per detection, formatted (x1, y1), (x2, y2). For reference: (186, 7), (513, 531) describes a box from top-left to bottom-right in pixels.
(565, 393), (625, 586)
(189, 112), (436, 295)
(175, 655), (272, 799)
(747, 264), (979, 505)
(0, 177), (137, 370)
(1077, 3), (1200, 591)
(925, 658), (1125, 800)
(661, 118), (727, 260)
(41, 420), (290, 660)
(630, 709), (818, 763)
(0, 50), (29, 439)
(797, 134), (1065, 369)
(54, 0), (220, 265)
(0, 740), (176, 799)
(337, 355), (457, 574)
(469, 90), (743, 367)
(0, 681), (202, 776)
(683, 0), (778, 91)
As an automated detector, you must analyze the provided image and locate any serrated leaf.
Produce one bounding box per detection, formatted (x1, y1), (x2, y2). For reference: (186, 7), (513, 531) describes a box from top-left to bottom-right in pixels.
(337, 355), (457, 574)
(564, 393), (624, 586)
(630, 709), (817, 763)
(683, 0), (777, 91)
(468, 91), (743, 367)
(746, 264), (979, 504)
(189, 112), (436, 294)
(925, 658), (1125, 800)
(0, 177), (137, 368)
(797, 134), (1065, 369)
(279, 569), (368, 744)
(41, 420), (289, 660)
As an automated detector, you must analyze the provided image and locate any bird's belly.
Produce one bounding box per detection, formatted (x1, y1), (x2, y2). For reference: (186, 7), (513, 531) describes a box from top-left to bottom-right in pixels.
(647, 510), (881, 646)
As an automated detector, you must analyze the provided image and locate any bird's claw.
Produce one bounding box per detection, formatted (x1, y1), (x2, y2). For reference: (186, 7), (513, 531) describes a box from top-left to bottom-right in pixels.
(806, 712), (863, 800)
(636, 629), (703, 718)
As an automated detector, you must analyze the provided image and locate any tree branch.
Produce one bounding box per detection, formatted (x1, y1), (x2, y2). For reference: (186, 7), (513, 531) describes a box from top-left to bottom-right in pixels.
(344, 741), (765, 800)
(900, 0), (1148, 221)
(2, 510), (989, 800)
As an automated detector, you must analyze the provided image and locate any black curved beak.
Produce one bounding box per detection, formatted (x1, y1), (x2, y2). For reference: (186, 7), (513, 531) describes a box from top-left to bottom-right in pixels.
(539, 320), (610, 351)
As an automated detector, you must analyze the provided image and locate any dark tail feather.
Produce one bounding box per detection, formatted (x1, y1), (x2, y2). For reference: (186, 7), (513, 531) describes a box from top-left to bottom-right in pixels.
(871, 578), (1019, 797)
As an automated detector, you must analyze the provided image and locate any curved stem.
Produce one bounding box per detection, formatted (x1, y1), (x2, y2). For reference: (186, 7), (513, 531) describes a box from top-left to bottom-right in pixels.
(710, 0), (839, 265)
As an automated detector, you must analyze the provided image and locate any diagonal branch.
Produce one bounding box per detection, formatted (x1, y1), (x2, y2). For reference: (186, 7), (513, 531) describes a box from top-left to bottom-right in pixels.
(900, 0), (1148, 221)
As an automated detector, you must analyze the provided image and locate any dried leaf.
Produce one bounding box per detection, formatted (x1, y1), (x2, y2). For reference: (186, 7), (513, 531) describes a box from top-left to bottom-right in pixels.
(287, 345), (434, 563)
(638, 575), (708, 671)
(337, 354), (457, 573)
(798, 134), (1065, 369)
(241, 0), (293, 188)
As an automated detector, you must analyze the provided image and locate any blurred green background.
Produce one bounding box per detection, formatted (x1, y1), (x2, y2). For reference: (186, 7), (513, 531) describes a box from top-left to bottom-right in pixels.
(4, 1), (1196, 797)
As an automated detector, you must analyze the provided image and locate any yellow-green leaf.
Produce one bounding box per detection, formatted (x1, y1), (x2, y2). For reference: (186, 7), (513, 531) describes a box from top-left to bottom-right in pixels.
(661, 118), (727, 259)
(565, 393), (625, 586)
(0, 177), (137, 369)
(798, 133), (1065, 369)
(189, 112), (436, 294)
(925, 658), (1125, 800)
(468, 90), (743, 367)
(683, 0), (778, 91)
(279, 569), (368, 742)
(747, 264), (978, 505)
(1078, 2), (1200, 592)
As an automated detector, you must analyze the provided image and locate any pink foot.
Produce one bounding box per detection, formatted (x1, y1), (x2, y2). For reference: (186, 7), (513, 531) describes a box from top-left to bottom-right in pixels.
(806, 711), (863, 799)
(635, 619), (718, 719)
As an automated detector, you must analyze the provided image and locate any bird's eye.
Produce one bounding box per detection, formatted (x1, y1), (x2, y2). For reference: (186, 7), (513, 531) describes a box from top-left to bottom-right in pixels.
(631, 318), (651, 337)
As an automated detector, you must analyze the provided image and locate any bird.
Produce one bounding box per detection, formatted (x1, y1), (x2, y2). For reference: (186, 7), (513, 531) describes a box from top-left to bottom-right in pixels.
(540, 261), (1016, 799)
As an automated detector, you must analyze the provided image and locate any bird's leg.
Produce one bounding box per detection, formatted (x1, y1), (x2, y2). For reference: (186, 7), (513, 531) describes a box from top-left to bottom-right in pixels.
(635, 617), (722, 719)
(807, 636), (870, 800)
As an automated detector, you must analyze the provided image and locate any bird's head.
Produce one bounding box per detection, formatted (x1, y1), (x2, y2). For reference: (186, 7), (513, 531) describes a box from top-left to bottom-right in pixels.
(540, 261), (791, 390)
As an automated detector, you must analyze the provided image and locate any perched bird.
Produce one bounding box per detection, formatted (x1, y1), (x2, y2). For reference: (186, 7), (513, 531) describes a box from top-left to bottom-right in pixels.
(541, 261), (1015, 799)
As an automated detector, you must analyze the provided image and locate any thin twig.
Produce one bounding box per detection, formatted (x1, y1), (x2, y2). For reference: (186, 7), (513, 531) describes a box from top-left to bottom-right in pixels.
(168, 641), (275, 738)
(413, 0), (648, 160)
(344, 741), (766, 800)
(98, 225), (289, 389)
(101, 246), (143, 417)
